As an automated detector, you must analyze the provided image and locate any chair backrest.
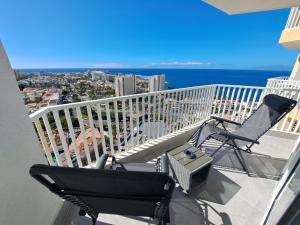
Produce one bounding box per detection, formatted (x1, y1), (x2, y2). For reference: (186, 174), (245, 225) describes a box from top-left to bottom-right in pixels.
(233, 94), (297, 146)
(30, 164), (175, 220)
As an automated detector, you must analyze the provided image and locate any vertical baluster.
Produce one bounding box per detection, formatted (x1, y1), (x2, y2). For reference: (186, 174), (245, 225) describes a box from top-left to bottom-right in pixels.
(286, 7), (296, 29)
(147, 95), (152, 139)
(114, 101), (121, 153)
(135, 97), (140, 146)
(208, 86), (216, 118)
(187, 89), (196, 126)
(204, 87), (212, 119)
(217, 86), (225, 116)
(248, 89), (259, 116)
(192, 89), (200, 124)
(222, 87), (230, 118)
(64, 108), (83, 167)
(175, 90), (183, 130)
(42, 114), (63, 166)
(181, 90), (188, 128)
(152, 95), (157, 137)
(95, 104), (107, 153)
(167, 92), (173, 133)
(231, 87), (241, 121)
(105, 102), (115, 154)
(34, 119), (55, 165)
(161, 93), (167, 136)
(242, 88), (253, 120)
(171, 91), (178, 132)
(198, 88), (205, 120)
(213, 85), (220, 115)
(291, 7), (299, 28)
(179, 90), (187, 129)
(227, 87), (236, 118)
(184, 90), (192, 127)
(165, 92), (171, 134)
(141, 96), (146, 143)
(157, 93), (162, 135)
(86, 105), (100, 161)
(128, 98), (134, 146)
(190, 89), (198, 125)
(76, 107), (92, 165)
(53, 110), (73, 167)
(121, 100), (127, 151)
(236, 88), (247, 122)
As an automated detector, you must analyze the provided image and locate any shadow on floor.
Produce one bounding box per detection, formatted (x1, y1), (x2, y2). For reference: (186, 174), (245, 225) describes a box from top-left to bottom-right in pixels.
(189, 168), (241, 205)
(204, 145), (286, 180)
(170, 188), (233, 225)
(69, 215), (113, 225)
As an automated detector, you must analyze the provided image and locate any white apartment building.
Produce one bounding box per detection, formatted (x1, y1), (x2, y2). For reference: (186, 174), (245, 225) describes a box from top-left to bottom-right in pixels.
(115, 74), (136, 96)
(149, 74), (165, 92)
(91, 71), (112, 81)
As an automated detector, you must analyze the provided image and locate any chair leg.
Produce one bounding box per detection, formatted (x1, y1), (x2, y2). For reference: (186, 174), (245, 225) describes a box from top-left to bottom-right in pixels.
(245, 145), (253, 153)
(233, 148), (250, 176)
(210, 138), (230, 157)
(91, 217), (97, 225)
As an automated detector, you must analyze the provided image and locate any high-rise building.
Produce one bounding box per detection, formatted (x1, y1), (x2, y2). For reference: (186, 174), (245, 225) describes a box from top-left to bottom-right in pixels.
(115, 74), (136, 96)
(91, 71), (105, 81)
(149, 74), (165, 92)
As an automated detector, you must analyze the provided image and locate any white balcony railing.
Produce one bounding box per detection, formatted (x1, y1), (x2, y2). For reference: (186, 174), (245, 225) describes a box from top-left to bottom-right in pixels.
(285, 7), (300, 30)
(30, 84), (300, 167)
(30, 85), (216, 167)
(267, 77), (300, 89)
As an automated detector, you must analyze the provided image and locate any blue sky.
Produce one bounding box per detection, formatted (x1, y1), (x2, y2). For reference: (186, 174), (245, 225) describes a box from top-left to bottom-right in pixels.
(0, 0), (298, 70)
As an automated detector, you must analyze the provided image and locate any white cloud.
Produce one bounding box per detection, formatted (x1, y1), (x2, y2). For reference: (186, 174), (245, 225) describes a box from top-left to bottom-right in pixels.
(147, 61), (211, 67)
(88, 63), (129, 68)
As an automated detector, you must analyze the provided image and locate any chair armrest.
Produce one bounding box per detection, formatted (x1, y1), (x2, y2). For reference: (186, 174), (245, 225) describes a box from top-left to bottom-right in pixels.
(95, 154), (109, 169)
(160, 155), (169, 174)
(217, 131), (259, 144)
(211, 116), (242, 126)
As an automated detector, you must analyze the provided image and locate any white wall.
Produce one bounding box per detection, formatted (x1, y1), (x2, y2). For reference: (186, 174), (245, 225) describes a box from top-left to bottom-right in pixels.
(0, 41), (62, 225)
(290, 55), (300, 81)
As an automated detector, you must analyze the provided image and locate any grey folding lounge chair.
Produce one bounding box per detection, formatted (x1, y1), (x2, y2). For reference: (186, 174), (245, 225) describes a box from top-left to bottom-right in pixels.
(190, 94), (297, 175)
(30, 155), (174, 225)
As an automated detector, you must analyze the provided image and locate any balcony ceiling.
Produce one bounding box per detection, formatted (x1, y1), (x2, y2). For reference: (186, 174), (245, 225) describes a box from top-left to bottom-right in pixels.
(203, 0), (300, 15)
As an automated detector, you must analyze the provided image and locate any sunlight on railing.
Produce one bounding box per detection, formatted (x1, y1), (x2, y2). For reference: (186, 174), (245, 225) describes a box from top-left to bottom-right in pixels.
(30, 81), (300, 167)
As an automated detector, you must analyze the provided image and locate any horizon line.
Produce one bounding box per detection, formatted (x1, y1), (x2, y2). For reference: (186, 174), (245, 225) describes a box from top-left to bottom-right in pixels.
(15, 67), (291, 72)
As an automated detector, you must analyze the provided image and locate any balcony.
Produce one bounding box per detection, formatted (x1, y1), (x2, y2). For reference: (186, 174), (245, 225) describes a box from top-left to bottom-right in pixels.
(29, 83), (300, 168)
(203, 0), (300, 15)
(28, 83), (300, 224)
(279, 7), (300, 50)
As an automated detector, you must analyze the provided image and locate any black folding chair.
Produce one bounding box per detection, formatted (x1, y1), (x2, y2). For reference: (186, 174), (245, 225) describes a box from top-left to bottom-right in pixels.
(190, 94), (297, 175)
(30, 155), (174, 225)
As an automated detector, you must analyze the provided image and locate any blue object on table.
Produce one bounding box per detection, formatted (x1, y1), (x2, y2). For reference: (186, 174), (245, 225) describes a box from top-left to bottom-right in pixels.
(183, 149), (196, 159)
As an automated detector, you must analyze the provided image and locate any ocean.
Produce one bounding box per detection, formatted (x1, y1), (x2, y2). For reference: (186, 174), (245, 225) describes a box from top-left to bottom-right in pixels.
(20, 68), (290, 89)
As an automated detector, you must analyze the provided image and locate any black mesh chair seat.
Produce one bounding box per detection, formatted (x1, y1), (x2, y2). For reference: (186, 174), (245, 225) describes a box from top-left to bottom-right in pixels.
(30, 158), (175, 225)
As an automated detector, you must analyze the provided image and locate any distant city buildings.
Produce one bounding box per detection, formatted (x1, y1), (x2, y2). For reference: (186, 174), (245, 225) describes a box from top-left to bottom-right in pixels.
(91, 71), (113, 81)
(115, 74), (136, 96)
(17, 70), (165, 112)
(149, 74), (165, 92)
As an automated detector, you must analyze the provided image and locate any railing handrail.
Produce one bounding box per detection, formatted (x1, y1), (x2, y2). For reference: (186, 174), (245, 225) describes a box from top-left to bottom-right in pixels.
(267, 76), (290, 81)
(29, 83), (300, 121)
(29, 84), (216, 120)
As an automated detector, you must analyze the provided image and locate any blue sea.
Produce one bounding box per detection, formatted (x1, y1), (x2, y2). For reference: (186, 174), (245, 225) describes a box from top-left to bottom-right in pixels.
(20, 68), (290, 89)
